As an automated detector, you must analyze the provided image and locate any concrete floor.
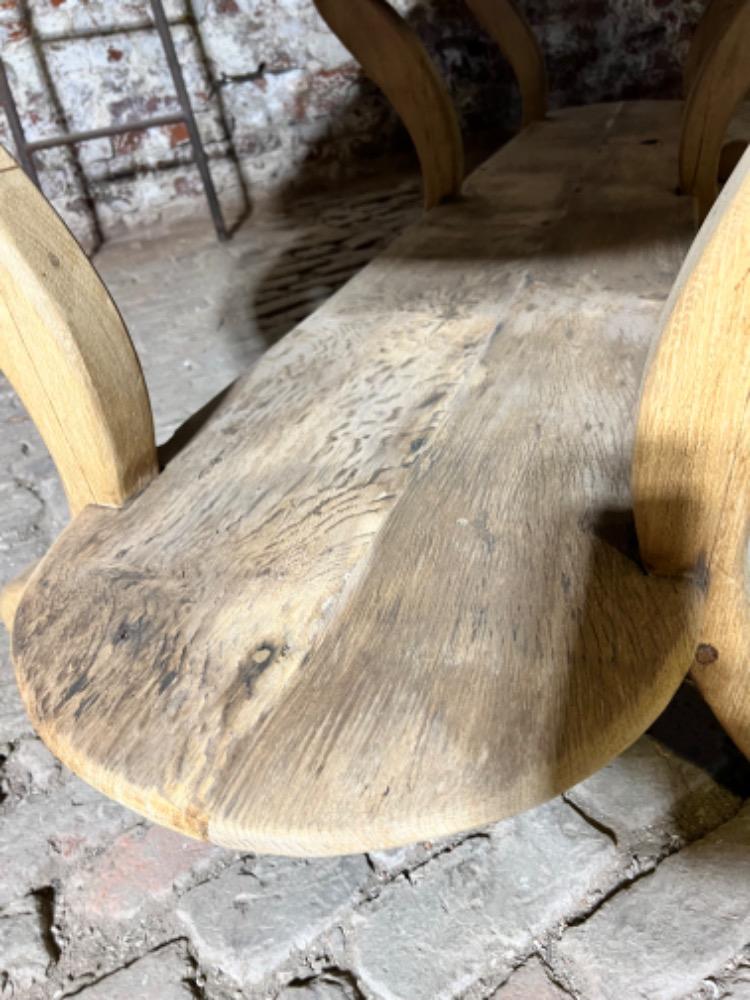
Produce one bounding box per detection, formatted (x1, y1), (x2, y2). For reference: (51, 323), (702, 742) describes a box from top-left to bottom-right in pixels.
(2, 173), (750, 1000)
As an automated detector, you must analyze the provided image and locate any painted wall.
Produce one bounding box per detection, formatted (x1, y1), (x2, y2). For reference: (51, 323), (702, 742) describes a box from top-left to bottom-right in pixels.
(0, 0), (704, 246)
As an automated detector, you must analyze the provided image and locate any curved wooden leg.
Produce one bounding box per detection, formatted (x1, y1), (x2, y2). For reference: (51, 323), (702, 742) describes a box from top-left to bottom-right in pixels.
(682, 0), (744, 97)
(463, 0), (547, 126)
(313, 0), (464, 209)
(679, 0), (750, 217)
(633, 147), (750, 754)
(0, 146), (158, 620)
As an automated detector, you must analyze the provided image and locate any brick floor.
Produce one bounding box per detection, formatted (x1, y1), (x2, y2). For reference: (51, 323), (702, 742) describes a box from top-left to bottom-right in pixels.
(2, 170), (750, 1000)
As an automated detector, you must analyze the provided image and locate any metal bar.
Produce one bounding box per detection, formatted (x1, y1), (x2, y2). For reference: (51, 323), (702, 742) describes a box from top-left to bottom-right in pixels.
(35, 19), (191, 45)
(149, 0), (228, 240)
(27, 113), (186, 151)
(0, 57), (41, 186)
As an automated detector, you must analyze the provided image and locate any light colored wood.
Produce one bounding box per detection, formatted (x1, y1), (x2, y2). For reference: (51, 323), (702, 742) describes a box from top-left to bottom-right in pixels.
(9, 104), (703, 855)
(679, 0), (750, 216)
(464, 0), (547, 126)
(0, 146), (158, 518)
(633, 147), (750, 755)
(313, 0), (463, 209)
(0, 566), (32, 631)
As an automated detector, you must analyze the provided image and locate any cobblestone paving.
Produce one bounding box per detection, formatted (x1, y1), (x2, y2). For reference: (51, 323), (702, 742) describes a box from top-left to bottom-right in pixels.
(2, 174), (750, 1000)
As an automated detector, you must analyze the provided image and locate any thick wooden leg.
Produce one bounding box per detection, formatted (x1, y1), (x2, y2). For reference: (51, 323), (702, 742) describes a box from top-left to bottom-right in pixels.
(0, 147), (158, 621)
(464, 0), (547, 126)
(313, 0), (464, 209)
(679, 0), (750, 216)
(682, 0), (744, 97)
(632, 147), (750, 754)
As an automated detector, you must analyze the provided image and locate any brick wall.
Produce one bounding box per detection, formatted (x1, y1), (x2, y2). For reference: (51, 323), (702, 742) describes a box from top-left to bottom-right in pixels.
(0, 0), (704, 245)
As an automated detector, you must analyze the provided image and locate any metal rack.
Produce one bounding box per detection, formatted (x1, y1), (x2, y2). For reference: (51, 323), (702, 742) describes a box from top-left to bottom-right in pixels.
(0, 0), (228, 239)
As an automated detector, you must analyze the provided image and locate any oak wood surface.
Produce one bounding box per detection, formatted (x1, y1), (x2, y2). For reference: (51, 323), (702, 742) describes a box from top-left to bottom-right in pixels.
(464, 0), (547, 126)
(0, 147), (158, 519)
(8, 103), (707, 854)
(313, 0), (464, 210)
(679, 0), (750, 216)
(633, 147), (750, 757)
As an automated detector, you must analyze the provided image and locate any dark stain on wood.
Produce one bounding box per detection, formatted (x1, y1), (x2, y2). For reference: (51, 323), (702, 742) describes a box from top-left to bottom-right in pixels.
(74, 691), (99, 720)
(240, 643), (278, 696)
(158, 669), (179, 694)
(695, 643), (719, 665)
(419, 390), (446, 409)
(59, 674), (89, 707)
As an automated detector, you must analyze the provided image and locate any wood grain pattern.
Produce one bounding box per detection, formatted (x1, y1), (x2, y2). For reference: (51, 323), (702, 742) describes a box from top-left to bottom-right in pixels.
(313, 0), (464, 209)
(633, 147), (750, 756)
(464, 0), (547, 126)
(0, 146), (157, 519)
(8, 104), (705, 855)
(0, 566), (33, 632)
(679, 0), (750, 216)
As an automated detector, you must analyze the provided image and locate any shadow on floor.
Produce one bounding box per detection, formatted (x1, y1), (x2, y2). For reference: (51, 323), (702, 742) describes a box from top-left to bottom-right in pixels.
(650, 682), (750, 800)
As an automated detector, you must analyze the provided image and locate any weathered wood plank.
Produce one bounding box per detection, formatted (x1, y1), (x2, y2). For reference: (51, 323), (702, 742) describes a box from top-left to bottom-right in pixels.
(11, 103), (702, 854)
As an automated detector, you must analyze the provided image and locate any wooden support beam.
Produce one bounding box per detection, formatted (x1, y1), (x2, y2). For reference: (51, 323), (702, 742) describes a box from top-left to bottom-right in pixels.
(0, 146), (158, 622)
(680, 0), (750, 216)
(313, 0), (464, 209)
(633, 147), (750, 754)
(464, 0), (547, 126)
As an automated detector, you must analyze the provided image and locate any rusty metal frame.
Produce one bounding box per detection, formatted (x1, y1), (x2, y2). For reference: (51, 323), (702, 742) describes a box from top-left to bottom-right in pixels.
(0, 0), (228, 240)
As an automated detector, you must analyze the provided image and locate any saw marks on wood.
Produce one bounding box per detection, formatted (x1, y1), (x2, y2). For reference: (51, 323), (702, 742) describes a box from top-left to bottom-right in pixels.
(12, 103), (703, 854)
